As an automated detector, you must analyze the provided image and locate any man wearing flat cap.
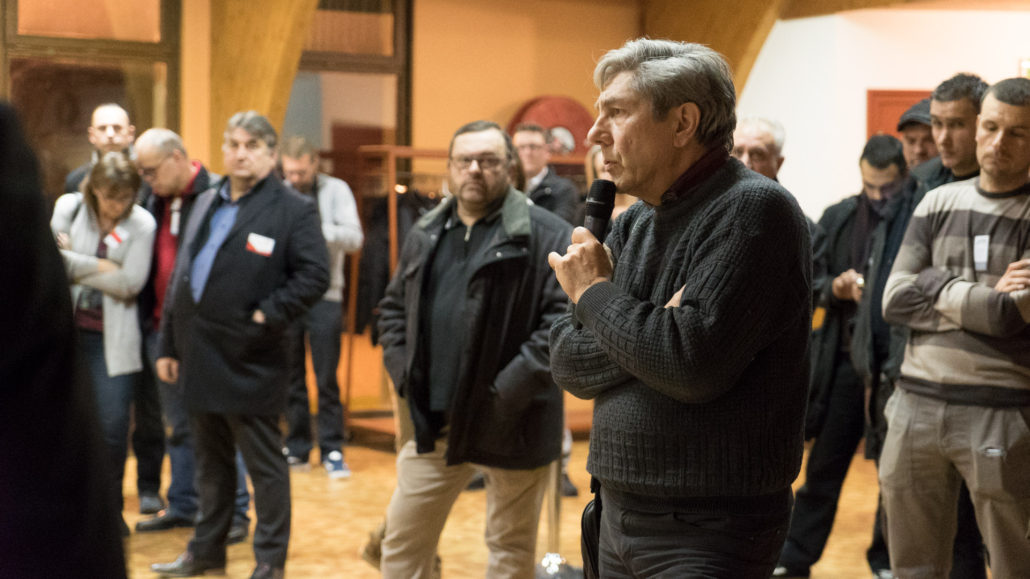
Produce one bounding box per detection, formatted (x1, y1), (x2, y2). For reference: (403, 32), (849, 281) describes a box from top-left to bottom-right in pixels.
(897, 98), (937, 170)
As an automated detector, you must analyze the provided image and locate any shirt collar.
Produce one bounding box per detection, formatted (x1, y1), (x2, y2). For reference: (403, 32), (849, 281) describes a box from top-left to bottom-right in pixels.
(527, 166), (548, 193)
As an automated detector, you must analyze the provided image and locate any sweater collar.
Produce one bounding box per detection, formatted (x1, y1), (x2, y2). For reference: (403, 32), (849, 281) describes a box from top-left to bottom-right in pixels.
(660, 147), (730, 205)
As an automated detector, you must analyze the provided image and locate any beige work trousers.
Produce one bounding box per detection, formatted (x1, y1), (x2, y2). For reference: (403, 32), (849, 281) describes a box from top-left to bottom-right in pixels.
(879, 388), (1030, 579)
(380, 438), (550, 579)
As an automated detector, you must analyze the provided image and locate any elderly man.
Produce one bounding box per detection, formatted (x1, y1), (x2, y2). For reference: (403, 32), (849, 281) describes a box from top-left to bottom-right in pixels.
(548, 38), (811, 577)
(151, 112), (329, 579)
(132, 128), (251, 543)
(377, 120), (571, 578)
(731, 116), (785, 180)
(279, 136), (363, 479)
(881, 77), (1030, 579)
(512, 123), (580, 223)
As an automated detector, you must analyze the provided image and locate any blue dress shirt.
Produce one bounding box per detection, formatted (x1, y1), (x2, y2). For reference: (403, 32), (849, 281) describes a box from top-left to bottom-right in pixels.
(190, 183), (240, 302)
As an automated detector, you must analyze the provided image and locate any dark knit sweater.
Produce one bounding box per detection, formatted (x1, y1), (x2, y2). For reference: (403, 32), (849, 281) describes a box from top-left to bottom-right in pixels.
(550, 154), (811, 499)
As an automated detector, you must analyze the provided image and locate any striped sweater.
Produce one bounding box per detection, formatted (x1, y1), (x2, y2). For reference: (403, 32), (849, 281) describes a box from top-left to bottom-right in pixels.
(883, 177), (1030, 406)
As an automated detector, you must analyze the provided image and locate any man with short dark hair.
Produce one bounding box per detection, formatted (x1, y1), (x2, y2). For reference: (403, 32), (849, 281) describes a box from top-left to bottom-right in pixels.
(151, 111), (329, 579)
(512, 123), (580, 223)
(549, 38), (811, 577)
(279, 135), (363, 479)
(852, 75), (989, 579)
(898, 98), (937, 169)
(881, 77), (1030, 579)
(917, 73), (989, 190)
(133, 128), (251, 543)
(377, 120), (571, 578)
(774, 135), (907, 579)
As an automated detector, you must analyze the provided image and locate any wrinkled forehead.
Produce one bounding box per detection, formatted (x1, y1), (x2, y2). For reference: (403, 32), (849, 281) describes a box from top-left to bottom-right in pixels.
(733, 126), (774, 150)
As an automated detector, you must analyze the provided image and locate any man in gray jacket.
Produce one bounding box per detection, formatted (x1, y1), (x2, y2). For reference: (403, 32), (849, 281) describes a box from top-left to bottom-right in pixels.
(279, 136), (363, 479)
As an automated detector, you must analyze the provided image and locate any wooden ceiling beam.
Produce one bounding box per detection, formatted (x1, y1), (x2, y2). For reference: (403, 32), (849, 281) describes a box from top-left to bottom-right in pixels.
(208, 0), (319, 172)
(643, 0), (789, 96)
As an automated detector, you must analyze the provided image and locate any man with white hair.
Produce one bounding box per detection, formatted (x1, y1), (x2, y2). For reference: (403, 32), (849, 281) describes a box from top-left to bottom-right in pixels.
(732, 116), (785, 181)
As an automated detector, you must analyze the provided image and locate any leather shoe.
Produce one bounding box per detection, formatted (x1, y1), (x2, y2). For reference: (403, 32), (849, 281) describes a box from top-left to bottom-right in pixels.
(140, 492), (166, 515)
(226, 523), (249, 545)
(136, 510), (195, 532)
(250, 562), (284, 579)
(151, 550), (225, 577)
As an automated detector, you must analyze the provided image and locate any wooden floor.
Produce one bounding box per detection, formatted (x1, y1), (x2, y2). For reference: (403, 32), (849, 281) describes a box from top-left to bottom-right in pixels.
(122, 435), (884, 578)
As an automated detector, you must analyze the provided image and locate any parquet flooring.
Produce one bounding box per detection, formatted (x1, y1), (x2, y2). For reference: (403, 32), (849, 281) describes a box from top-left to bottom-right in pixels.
(122, 435), (887, 578)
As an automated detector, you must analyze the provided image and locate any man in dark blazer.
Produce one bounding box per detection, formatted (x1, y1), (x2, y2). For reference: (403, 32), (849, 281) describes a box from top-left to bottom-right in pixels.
(151, 111), (329, 579)
(512, 122), (580, 223)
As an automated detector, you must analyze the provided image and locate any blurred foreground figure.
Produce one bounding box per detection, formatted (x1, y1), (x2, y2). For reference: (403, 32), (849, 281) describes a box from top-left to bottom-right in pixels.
(0, 102), (126, 578)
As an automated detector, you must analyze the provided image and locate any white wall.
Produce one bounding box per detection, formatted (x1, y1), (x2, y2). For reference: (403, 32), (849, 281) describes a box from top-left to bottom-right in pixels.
(738, 9), (1030, 220)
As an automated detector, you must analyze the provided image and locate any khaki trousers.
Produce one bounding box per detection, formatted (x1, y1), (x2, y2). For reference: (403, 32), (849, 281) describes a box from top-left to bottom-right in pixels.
(380, 438), (550, 579)
(879, 389), (1030, 579)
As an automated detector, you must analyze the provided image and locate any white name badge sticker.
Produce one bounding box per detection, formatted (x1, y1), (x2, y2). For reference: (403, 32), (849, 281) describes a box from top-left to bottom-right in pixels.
(104, 226), (129, 249)
(246, 232), (276, 257)
(974, 235), (989, 272)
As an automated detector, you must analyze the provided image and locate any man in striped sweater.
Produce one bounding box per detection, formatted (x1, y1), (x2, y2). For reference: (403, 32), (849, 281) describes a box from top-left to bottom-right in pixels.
(881, 77), (1030, 578)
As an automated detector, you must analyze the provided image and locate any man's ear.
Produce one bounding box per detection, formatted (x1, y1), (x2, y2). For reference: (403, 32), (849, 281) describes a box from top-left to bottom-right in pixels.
(672, 102), (700, 148)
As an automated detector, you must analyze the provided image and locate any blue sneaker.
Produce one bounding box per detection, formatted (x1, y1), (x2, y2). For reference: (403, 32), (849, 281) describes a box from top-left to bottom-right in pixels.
(323, 450), (351, 479)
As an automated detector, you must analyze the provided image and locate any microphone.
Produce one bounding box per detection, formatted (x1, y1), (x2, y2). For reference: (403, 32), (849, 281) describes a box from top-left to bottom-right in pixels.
(583, 179), (617, 241)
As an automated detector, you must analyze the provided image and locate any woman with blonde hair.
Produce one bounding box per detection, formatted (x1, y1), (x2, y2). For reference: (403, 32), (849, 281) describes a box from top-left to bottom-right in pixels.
(584, 144), (634, 219)
(51, 151), (156, 534)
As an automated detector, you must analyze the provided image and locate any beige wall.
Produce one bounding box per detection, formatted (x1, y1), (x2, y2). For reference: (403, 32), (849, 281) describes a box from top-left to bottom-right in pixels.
(411, 0), (641, 151)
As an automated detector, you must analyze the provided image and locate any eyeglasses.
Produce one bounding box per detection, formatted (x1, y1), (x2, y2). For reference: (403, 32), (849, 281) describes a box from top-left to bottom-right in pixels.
(138, 156), (169, 179)
(450, 156), (506, 171)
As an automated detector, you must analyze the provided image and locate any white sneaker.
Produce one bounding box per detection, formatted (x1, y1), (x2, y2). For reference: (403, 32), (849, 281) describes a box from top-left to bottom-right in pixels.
(323, 450), (351, 479)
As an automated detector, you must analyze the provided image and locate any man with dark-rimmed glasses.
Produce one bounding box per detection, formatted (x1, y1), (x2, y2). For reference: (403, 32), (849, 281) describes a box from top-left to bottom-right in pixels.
(377, 120), (571, 578)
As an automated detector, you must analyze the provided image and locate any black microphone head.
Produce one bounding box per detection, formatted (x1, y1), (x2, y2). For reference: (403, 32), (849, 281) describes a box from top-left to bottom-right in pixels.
(584, 179), (616, 220)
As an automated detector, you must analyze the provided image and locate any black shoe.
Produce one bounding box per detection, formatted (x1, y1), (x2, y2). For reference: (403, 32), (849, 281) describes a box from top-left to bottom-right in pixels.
(561, 472), (580, 497)
(226, 523), (249, 545)
(250, 562), (284, 579)
(136, 510), (195, 532)
(151, 550), (225, 577)
(140, 492), (166, 515)
(772, 565), (810, 578)
(466, 472), (486, 491)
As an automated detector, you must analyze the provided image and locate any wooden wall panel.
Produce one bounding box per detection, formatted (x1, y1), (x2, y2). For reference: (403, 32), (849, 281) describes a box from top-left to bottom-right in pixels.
(208, 0), (319, 172)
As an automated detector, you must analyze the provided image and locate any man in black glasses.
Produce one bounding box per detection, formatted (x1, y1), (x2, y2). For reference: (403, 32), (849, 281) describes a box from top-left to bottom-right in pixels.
(377, 120), (572, 578)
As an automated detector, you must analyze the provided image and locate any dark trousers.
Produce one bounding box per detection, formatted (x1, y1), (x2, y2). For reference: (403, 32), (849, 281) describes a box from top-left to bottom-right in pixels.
(780, 354), (890, 572)
(284, 299), (345, 461)
(144, 331), (250, 522)
(190, 412), (290, 567)
(598, 486), (790, 578)
(133, 346), (166, 496)
(79, 330), (137, 513)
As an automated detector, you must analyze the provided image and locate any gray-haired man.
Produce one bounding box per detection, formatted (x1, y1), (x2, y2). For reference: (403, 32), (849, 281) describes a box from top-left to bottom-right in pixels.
(548, 38), (812, 577)
(152, 112), (329, 579)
